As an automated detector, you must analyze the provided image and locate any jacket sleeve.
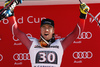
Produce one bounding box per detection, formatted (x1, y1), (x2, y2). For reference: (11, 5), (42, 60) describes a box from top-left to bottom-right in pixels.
(8, 16), (32, 50)
(61, 18), (85, 50)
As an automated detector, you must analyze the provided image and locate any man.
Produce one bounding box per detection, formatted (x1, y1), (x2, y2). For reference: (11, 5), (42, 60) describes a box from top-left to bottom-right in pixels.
(0, 0), (89, 67)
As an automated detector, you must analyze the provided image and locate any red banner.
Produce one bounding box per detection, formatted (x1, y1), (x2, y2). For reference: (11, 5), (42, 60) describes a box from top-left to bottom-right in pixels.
(0, 3), (100, 67)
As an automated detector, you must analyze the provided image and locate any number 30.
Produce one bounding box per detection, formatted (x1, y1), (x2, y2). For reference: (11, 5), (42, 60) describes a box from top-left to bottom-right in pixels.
(39, 52), (55, 63)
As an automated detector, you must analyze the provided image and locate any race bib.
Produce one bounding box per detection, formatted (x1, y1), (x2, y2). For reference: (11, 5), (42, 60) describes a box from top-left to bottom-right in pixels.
(36, 51), (58, 64)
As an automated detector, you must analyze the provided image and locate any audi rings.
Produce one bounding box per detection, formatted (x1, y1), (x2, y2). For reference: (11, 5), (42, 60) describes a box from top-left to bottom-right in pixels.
(13, 53), (30, 61)
(77, 32), (92, 39)
(0, 54), (3, 61)
(73, 51), (93, 59)
(13, 33), (33, 41)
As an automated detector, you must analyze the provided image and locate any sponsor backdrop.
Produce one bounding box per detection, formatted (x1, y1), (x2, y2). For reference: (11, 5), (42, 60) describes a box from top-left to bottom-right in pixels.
(0, 3), (100, 67)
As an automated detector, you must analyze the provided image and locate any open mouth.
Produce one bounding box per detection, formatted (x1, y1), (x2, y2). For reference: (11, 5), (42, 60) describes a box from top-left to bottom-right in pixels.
(44, 34), (49, 36)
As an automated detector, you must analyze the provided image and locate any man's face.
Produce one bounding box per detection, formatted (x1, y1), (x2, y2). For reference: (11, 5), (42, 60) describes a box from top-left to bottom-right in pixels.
(41, 24), (54, 40)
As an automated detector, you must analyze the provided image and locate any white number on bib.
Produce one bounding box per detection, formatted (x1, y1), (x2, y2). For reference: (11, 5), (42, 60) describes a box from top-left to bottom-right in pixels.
(36, 51), (57, 64)
(39, 52), (46, 62)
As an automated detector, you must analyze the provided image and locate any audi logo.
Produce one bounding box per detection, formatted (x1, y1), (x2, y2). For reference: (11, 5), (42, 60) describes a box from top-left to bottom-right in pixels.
(13, 33), (33, 41)
(0, 54), (3, 61)
(13, 53), (30, 61)
(73, 51), (93, 59)
(13, 35), (19, 41)
(77, 32), (92, 39)
(26, 33), (33, 38)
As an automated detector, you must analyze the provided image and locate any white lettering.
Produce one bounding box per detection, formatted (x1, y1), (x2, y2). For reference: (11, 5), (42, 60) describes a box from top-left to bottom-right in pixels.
(41, 17), (46, 21)
(27, 16), (33, 23)
(74, 60), (82, 63)
(10, 2), (16, 11)
(14, 62), (22, 65)
(48, 53), (55, 62)
(34, 18), (40, 23)
(39, 53), (46, 62)
(2, 16), (46, 24)
(17, 16), (23, 24)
